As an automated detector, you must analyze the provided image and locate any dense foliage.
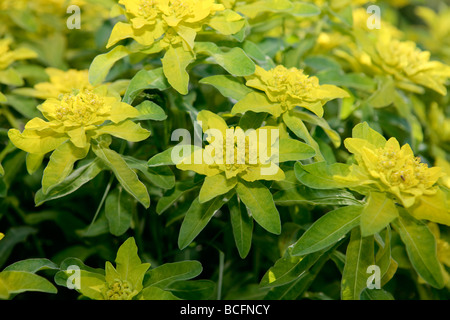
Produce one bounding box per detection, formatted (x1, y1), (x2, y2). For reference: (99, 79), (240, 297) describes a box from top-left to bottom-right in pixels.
(0, 0), (449, 300)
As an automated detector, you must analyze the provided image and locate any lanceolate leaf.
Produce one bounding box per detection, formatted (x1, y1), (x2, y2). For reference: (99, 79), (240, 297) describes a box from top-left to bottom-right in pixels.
(35, 158), (105, 206)
(360, 192), (399, 237)
(391, 211), (444, 289)
(235, 179), (281, 235)
(291, 205), (363, 256)
(143, 261), (203, 288)
(93, 144), (150, 208)
(199, 75), (253, 101)
(105, 187), (134, 236)
(228, 195), (253, 259)
(341, 228), (375, 300)
(178, 194), (230, 250)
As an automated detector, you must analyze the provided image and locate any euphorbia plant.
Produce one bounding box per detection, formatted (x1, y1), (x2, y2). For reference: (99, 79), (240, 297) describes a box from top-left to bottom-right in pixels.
(0, 0), (450, 302)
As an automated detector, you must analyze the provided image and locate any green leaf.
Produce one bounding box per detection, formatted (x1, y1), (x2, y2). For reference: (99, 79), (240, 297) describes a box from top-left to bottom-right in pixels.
(242, 40), (276, 70)
(291, 205), (363, 256)
(93, 144), (150, 208)
(282, 112), (324, 161)
(89, 45), (131, 85)
(235, 179), (281, 235)
(4, 259), (58, 273)
(156, 180), (201, 215)
(0, 226), (37, 269)
(161, 45), (194, 95)
(199, 75), (253, 101)
(199, 174), (237, 203)
(341, 228), (374, 300)
(123, 68), (170, 104)
(292, 110), (342, 148)
(260, 247), (330, 288)
(138, 286), (181, 300)
(105, 187), (134, 236)
(178, 195), (229, 249)
(263, 245), (334, 300)
(124, 156), (175, 189)
(115, 237), (150, 292)
(134, 101), (167, 121)
(95, 120), (151, 142)
(316, 70), (376, 91)
(360, 288), (394, 300)
(195, 42), (255, 77)
(42, 141), (89, 194)
(143, 261), (203, 288)
(232, 91), (279, 116)
(166, 280), (215, 300)
(229, 195), (253, 259)
(294, 161), (350, 189)
(0, 271), (57, 299)
(76, 270), (106, 300)
(207, 9), (246, 35)
(391, 211), (444, 289)
(238, 111), (267, 131)
(360, 192), (398, 237)
(148, 145), (199, 167)
(35, 158), (105, 206)
(278, 138), (316, 162)
(351, 122), (386, 148)
(367, 76), (396, 108)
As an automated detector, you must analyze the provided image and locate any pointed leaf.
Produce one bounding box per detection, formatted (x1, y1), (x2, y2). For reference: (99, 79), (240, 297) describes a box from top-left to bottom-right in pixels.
(235, 179), (281, 235)
(292, 205), (363, 256)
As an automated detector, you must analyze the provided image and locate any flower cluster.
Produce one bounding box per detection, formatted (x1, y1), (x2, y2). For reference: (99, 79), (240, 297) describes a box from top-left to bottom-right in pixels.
(107, 0), (243, 51)
(232, 65), (349, 118)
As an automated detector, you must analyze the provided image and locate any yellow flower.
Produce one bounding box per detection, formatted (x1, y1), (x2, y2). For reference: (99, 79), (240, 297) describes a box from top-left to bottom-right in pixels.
(177, 110), (285, 182)
(9, 86), (148, 152)
(338, 137), (442, 208)
(0, 38), (36, 71)
(107, 0), (241, 50)
(357, 33), (450, 95)
(27, 68), (94, 100)
(232, 65), (349, 118)
(8, 86), (150, 192)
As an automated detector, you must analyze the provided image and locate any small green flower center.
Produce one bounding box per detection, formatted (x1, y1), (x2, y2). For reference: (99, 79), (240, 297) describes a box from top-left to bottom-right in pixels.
(104, 279), (134, 300)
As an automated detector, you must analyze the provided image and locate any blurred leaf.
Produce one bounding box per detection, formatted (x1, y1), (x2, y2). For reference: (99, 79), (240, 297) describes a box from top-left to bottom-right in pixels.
(0, 226), (37, 269)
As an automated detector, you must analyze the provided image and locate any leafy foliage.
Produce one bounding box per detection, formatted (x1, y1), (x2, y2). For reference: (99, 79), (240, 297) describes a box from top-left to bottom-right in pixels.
(0, 0), (449, 301)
